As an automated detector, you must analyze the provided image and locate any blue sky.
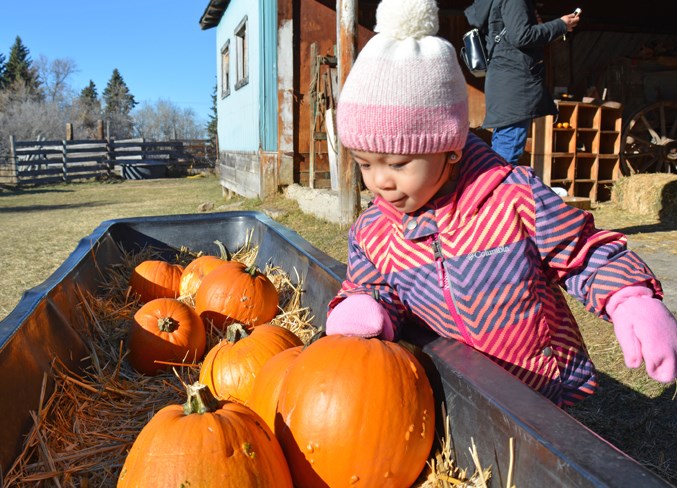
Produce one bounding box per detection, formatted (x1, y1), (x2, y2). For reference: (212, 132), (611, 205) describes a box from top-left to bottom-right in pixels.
(0, 1), (217, 122)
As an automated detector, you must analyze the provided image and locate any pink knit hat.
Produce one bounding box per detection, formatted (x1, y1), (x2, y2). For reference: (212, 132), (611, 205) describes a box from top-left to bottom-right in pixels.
(337, 0), (469, 155)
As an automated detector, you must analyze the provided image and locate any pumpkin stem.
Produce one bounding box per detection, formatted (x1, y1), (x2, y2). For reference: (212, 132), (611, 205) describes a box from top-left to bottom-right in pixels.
(183, 382), (220, 415)
(213, 240), (232, 261)
(245, 264), (260, 277)
(226, 323), (250, 343)
(157, 316), (179, 333)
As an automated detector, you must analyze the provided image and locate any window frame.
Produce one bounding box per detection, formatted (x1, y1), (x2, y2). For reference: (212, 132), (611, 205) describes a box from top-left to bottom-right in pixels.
(220, 40), (231, 99)
(234, 15), (249, 90)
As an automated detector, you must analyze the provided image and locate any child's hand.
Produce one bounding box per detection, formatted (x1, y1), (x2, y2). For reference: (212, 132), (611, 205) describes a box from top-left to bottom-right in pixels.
(326, 294), (394, 341)
(607, 285), (677, 383)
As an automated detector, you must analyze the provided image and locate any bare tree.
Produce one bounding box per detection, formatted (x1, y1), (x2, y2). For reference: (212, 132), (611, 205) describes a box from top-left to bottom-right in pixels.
(133, 99), (205, 140)
(0, 95), (67, 143)
(35, 55), (78, 105)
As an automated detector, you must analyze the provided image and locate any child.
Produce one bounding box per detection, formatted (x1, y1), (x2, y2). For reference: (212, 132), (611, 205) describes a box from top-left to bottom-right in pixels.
(325, 0), (677, 407)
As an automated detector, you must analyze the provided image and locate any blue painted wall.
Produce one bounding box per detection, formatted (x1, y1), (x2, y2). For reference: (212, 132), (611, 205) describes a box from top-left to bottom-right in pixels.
(215, 0), (259, 151)
(215, 0), (278, 152)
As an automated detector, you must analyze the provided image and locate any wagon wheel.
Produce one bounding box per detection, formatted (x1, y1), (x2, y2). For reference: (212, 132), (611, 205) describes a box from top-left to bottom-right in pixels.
(620, 100), (677, 175)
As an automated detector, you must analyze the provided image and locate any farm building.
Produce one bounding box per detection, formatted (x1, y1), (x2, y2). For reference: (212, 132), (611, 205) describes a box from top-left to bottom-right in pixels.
(200, 0), (677, 214)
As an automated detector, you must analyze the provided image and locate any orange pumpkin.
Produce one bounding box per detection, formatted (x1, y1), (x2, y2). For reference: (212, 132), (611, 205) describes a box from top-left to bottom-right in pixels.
(247, 345), (302, 433)
(117, 382), (293, 488)
(179, 255), (229, 297)
(194, 262), (279, 329)
(276, 335), (435, 487)
(199, 324), (302, 404)
(129, 260), (183, 303)
(127, 298), (206, 375)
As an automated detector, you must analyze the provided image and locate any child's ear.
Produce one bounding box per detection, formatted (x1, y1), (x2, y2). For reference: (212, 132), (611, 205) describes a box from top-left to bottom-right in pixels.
(448, 150), (463, 162)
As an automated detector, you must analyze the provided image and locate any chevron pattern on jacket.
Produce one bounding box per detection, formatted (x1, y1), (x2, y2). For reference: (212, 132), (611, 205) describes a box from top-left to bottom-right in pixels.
(330, 134), (662, 406)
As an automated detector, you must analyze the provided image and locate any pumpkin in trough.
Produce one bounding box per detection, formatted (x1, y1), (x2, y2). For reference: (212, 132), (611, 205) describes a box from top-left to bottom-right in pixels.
(129, 259), (183, 303)
(127, 297), (207, 375)
(199, 324), (302, 404)
(194, 261), (279, 329)
(247, 344), (303, 433)
(179, 255), (228, 297)
(117, 381), (293, 488)
(275, 335), (435, 487)
(179, 240), (234, 297)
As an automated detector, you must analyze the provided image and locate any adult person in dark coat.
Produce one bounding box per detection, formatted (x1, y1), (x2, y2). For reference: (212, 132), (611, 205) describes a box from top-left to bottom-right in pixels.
(465, 0), (580, 163)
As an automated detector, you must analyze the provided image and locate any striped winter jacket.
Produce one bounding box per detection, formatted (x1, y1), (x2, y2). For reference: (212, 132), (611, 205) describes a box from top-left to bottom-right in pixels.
(329, 134), (662, 406)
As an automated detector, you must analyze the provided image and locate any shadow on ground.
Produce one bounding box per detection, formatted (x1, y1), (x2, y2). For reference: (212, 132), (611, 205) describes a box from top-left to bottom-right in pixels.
(611, 220), (677, 235)
(0, 202), (110, 213)
(566, 371), (677, 485)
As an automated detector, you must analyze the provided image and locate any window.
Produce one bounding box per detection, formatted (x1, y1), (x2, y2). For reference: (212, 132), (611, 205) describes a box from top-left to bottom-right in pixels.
(220, 40), (230, 98)
(234, 16), (248, 90)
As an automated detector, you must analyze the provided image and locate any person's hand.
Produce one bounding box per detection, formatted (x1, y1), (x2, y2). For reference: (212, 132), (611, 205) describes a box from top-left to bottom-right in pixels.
(607, 285), (677, 383)
(561, 13), (580, 32)
(326, 294), (394, 341)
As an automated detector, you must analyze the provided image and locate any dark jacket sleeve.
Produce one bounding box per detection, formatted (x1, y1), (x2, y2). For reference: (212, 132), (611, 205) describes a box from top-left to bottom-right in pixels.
(464, 0), (493, 29)
(500, 0), (567, 49)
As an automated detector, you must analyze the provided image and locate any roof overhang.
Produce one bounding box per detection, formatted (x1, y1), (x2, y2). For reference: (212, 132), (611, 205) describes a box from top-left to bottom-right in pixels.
(200, 0), (230, 30)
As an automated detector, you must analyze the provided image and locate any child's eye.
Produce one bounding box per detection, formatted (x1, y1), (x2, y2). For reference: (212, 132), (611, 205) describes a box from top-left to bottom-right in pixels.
(390, 163), (407, 170)
(355, 161), (370, 170)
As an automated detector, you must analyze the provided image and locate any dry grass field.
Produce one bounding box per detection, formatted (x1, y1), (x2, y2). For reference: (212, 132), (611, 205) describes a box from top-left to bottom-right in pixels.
(1, 174), (675, 484)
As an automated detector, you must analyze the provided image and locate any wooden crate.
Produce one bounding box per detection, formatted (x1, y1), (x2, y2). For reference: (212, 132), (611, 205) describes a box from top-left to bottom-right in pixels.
(530, 101), (623, 203)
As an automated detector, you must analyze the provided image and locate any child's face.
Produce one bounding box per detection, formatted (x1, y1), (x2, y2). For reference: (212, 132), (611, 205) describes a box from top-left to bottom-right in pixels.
(352, 150), (453, 214)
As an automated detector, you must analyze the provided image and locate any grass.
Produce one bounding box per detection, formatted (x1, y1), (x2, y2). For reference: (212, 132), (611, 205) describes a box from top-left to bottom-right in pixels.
(0, 174), (675, 484)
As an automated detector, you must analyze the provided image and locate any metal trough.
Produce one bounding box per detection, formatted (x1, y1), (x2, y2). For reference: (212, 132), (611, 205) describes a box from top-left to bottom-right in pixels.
(0, 211), (671, 487)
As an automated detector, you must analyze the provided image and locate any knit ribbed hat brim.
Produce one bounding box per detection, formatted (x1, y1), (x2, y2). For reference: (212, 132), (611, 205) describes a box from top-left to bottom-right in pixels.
(337, 0), (469, 154)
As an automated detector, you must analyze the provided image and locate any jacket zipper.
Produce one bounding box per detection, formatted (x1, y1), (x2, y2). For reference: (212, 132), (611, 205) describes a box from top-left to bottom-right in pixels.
(430, 235), (474, 346)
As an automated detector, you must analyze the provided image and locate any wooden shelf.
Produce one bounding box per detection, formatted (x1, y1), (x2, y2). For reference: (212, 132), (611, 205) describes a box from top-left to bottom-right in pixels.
(530, 101), (623, 204)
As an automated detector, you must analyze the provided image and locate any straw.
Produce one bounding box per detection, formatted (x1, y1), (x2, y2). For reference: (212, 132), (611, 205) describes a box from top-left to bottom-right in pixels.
(2, 236), (503, 487)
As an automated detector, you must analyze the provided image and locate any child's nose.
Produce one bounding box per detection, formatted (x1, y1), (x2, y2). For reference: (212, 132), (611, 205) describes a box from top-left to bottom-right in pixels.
(373, 169), (394, 190)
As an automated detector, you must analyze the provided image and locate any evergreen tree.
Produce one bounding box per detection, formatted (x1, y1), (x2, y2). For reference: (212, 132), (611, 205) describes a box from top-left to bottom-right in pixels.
(4, 36), (40, 96)
(102, 68), (136, 116)
(206, 81), (218, 155)
(80, 80), (99, 105)
(74, 80), (102, 138)
(102, 69), (137, 138)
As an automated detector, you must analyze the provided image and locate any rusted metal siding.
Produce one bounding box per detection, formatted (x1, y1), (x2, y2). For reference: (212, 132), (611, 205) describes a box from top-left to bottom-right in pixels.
(296, 1), (341, 186)
(294, 0), (374, 187)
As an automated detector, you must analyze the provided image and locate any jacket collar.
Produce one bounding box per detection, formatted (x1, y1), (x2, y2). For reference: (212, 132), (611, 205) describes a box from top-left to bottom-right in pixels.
(372, 134), (513, 241)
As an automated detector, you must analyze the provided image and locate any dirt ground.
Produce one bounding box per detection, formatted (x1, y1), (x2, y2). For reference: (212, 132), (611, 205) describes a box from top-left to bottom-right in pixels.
(592, 202), (677, 315)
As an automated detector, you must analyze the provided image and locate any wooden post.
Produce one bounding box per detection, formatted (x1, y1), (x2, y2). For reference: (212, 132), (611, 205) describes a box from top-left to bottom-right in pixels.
(97, 120), (104, 140)
(106, 137), (115, 176)
(336, 0), (361, 227)
(276, 0), (294, 187)
(62, 140), (68, 182)
(309, 42), (318, 189)
(66, 123), (74, 141)
(8, 135), (18, 184)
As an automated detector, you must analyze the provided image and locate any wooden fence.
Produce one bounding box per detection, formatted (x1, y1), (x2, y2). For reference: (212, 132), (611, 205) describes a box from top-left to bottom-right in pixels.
(0, 137), (215, 186)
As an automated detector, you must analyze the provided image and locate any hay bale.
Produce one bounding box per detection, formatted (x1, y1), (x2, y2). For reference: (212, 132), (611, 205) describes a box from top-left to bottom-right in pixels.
(611, 173), (677, 221)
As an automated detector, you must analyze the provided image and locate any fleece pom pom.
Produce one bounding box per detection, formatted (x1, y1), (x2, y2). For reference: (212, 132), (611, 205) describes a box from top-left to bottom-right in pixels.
(375, 0), (439, 40)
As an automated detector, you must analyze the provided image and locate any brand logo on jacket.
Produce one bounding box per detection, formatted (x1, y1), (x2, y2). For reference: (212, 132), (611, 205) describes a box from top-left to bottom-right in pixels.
(467, 246), (510, 260)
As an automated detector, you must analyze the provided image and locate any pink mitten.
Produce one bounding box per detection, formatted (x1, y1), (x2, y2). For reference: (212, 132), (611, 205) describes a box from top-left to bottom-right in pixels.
(326, 294), (394, 341)
(606, 285), (677, 383)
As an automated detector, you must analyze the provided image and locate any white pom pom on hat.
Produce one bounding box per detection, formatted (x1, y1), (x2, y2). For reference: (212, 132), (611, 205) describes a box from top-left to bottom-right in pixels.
(375, 0), (439, 40)
(336, 0), (469, 155)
